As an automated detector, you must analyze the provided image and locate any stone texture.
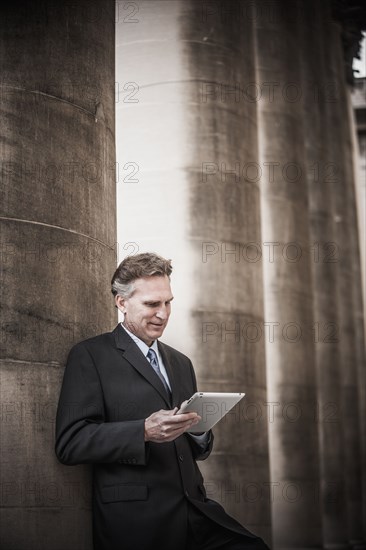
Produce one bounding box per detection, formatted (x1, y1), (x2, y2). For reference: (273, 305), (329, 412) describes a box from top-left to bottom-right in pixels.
(325, 18), (365, 546)
(300, 0), (348, 545)
(255, 0), (323, 546)
(0, 361), (93, 550)
(0, 1), (116, 548)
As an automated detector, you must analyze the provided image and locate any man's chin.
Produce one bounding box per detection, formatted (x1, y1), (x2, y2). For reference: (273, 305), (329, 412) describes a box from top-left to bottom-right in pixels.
(148, 326), (165, 338)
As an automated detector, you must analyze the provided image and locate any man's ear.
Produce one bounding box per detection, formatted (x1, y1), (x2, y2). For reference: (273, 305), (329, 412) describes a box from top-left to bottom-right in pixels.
(115, 295), (126, 313)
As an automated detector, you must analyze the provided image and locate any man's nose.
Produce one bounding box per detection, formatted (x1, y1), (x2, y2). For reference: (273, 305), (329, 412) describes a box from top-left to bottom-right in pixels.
(156, 307), (169, 320)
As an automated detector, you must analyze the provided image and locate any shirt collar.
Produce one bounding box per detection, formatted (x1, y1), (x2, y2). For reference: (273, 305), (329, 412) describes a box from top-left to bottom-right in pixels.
(120, 322), (159, 358)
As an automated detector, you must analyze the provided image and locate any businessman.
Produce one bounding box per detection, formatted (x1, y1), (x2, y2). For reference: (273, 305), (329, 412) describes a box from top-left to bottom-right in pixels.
(55, 252), (269, 550)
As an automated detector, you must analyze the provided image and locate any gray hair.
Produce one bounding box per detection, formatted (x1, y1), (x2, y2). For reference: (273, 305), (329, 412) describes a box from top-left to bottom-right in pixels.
(111, 280), (136, 299)
(111, 252), (172, 298)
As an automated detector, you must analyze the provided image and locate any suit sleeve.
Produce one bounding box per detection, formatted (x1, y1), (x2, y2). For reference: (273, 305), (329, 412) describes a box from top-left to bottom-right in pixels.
(55, 342), (148, 466)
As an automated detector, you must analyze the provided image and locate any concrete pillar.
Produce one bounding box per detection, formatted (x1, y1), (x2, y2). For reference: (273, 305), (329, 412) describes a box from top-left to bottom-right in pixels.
(326, 19), (366, 546)
(351, 78), (366, 345)
(255, 1), (322, 546)
(116, 0), (271, 543)
(346, 81), (366, 546)
(349, 91), (366, 540)
(0, 2), (116, 549)
(299, 1), (348, 546)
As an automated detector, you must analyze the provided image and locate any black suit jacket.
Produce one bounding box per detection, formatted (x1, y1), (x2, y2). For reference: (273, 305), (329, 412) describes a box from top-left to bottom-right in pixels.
(55, 324), (253, 550)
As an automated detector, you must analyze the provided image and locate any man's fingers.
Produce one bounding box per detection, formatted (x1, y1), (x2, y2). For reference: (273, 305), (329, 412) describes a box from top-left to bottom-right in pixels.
(157, 408), (177, 416)
(170, 412), (200, 423)
(166, 418), (201, 436)
(152, 411), (200, 425)
(160, 415), (199, 433)
(152, 410), (199, 424)
(145, 408), (201, 443)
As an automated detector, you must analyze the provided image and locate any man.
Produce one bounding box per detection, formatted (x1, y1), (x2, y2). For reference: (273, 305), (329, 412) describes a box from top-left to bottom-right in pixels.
(55, 252), (269, 550)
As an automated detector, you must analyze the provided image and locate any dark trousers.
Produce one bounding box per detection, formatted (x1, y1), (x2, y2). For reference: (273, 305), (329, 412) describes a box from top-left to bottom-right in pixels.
(186, 504), (270, 550)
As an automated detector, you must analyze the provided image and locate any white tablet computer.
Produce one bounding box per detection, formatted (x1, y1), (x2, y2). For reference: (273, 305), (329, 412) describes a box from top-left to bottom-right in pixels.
(178, 392), (245, 433)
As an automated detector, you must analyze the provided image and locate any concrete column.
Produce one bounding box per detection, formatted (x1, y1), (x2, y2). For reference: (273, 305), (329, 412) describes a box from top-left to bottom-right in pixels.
(116, 0), (271, 543)
(346, 81), (366, 547)
(0, 2), (116, 549)
(351, 78), (366, 346)
(326, 19), (365, 546)
(255, 1), (322, 547)
(350, 93), (366, 540)
(299, 1), (348, 546)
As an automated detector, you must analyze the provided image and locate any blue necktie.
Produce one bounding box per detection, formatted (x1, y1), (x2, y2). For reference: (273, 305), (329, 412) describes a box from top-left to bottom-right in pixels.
(147, 348), (171, 396)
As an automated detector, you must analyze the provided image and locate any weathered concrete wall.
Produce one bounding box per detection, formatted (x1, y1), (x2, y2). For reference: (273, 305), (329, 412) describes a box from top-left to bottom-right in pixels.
(300, 0), (348, 546)
(0, 1), (116, 548)
(255, 0), (323, 546)
(350, 83), (366, 541)
(328, 19), (365, 545)
(180, 1), (272, 543)
(254, 0), (366, 547)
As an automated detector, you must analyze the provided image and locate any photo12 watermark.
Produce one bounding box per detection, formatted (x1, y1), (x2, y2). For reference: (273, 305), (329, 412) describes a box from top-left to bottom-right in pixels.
(199, 81), (339, 104)
(200, 161), (338, 184)
(201, 241), (339, 264)
(201, 320), (339, 344)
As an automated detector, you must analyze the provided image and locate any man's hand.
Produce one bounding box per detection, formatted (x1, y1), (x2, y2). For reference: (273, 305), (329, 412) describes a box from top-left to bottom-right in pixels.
(144, 408), (201, 443)
(177, 400), (206, 435)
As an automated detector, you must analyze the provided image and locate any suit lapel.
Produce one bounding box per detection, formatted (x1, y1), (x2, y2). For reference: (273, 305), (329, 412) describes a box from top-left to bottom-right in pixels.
(113, 324), (172, 407)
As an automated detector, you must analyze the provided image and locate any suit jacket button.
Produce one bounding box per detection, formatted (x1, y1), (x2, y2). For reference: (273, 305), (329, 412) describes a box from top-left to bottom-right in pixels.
(185, 490), (189, 497)
(179, 455), (184, 462)
(131, 458), (137, 464)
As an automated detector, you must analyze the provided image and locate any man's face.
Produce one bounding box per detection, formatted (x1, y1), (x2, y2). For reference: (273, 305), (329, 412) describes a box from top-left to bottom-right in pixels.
(116, 275), (174, 346)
